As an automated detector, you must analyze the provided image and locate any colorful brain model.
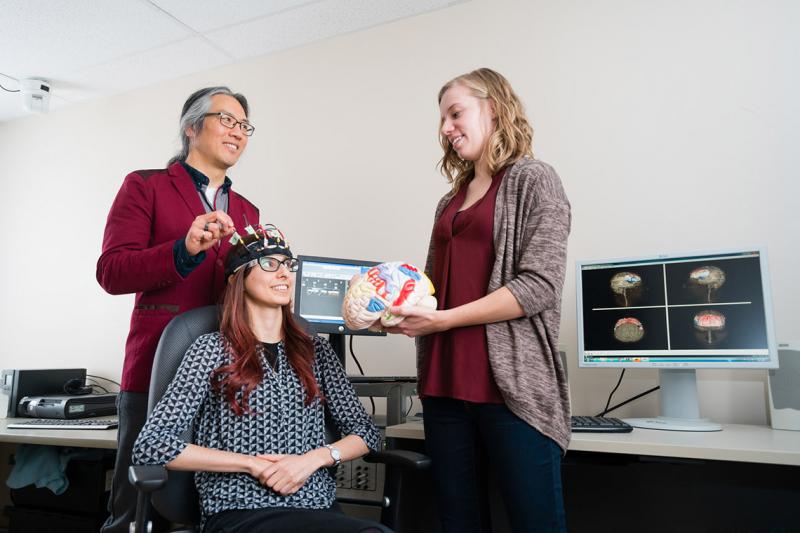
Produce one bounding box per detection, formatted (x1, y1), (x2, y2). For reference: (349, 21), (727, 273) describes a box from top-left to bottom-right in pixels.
(342, 262), (437, 330)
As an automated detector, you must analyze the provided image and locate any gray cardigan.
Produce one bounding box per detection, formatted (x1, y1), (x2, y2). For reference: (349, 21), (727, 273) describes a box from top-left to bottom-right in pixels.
(416, 156), (572, 451)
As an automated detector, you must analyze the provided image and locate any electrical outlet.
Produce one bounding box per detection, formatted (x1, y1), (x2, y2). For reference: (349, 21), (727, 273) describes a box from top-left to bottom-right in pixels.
(334, 429), (386, 504)
(351, 460), (376, 491)
(335, 461), (351, 489)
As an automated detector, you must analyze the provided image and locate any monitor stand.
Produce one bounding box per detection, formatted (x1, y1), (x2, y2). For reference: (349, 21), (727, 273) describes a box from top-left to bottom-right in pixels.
(327, 333), (348, 367)
(624, 369), (722, 432)
(328, 333), (416, 426)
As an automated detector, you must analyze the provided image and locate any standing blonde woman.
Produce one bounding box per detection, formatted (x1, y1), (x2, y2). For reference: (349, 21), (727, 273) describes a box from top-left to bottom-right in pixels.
(387, 68), (571, 532)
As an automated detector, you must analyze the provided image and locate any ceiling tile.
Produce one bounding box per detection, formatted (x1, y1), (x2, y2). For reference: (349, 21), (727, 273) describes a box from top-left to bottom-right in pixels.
(0, 0), (468, 122)
(150, 0), (317, 32)
(205, 0), (465, 59)
(52, 37), (232, 103)
(0, 0), (193, 80)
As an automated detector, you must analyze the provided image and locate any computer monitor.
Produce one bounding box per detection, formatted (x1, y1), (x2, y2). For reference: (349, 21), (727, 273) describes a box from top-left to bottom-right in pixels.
(576, 247), (778, 431)
(294, 255), (386, 364)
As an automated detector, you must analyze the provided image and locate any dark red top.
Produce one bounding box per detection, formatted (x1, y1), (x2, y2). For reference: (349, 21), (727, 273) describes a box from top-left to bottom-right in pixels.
(97, 162), (259, 392)
(420, 169), (506, 403)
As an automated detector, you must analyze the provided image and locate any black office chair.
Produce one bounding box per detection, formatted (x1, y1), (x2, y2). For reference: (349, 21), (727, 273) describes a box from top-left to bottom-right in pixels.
(129, 305), (430, 533)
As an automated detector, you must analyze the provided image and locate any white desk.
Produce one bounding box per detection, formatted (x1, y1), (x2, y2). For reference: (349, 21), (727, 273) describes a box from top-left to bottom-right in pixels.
(386, 420), (800, 466)
(0, 418), (118, 449)
(0, 418), (118, 530)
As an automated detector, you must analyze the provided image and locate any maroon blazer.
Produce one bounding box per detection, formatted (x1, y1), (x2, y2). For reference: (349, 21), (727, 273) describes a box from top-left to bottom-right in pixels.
(97, 162), (259, 392)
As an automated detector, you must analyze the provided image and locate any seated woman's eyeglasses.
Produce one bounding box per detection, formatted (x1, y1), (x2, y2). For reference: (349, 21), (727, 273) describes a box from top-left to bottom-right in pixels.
(205, 112), (255, 136)
(254, 257), (299, 273)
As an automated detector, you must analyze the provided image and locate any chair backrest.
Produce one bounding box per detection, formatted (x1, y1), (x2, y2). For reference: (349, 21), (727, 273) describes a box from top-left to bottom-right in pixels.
(148, 305), (221, 524)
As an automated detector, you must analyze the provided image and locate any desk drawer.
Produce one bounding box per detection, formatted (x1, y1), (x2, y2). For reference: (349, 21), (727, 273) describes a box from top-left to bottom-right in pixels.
(5, 505), (105, 533)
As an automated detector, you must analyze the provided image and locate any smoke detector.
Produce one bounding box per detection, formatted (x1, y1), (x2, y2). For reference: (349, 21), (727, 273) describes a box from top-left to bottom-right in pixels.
(21, 79), (51, 113)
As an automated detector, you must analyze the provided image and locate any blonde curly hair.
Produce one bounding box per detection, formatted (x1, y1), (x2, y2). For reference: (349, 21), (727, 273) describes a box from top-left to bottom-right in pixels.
(437, 68), (533, 192)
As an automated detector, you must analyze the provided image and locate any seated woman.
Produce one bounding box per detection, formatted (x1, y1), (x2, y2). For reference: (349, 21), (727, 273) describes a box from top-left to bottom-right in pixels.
(132, 224), (388, 533)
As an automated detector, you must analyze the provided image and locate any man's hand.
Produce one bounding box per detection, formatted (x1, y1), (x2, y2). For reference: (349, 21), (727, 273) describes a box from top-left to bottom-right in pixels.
(255, 449), (329, 496)
(185, 211), (236, 256)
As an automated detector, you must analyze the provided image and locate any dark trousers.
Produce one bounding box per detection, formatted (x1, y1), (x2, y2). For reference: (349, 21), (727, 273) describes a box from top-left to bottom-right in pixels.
(422, 397), (566, 533)
(101, 391), (149, 533)
(204, 502), (392, 533)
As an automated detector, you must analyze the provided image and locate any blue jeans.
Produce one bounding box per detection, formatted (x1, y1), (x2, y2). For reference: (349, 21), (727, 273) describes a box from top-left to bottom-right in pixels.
(422, 397), (566, 533)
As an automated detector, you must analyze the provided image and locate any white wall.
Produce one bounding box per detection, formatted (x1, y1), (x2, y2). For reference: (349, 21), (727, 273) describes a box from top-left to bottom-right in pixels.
(1, 0), (798, 424)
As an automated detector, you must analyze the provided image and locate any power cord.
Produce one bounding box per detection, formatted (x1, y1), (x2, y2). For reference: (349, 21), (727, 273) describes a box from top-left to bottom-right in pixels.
(349, 335), (376, 416)
(64, 374), (121, 395)
(594, 369), (660, 417)
(405, 396), (414, 417)
(601, 369), (626, 416)
(87, 374), (121, 389)
(598, 386), (660, 417)
(63, 378), (93, 395)
(0, 73), (20, 92)
(86, 378), (109, 394)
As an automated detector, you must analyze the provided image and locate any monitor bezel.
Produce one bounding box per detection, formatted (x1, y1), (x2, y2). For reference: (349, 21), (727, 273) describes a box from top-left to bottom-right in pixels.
(293, 254), (386, 337)
(575, 246), (778, 369)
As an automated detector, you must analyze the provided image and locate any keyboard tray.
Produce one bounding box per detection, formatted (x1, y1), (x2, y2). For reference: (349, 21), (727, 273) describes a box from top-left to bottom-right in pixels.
(7, 418), (118, 430)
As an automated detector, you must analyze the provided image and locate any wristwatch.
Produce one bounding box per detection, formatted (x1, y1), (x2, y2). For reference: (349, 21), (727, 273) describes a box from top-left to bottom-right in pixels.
(324, 444), (341, 467)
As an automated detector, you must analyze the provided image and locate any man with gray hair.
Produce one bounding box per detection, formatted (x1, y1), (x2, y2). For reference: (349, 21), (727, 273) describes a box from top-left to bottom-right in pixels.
(97, 86), (260, 532)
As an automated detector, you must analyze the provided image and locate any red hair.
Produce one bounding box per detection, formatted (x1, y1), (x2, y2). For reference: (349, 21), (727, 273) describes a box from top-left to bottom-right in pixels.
(213, 266), (321, 415)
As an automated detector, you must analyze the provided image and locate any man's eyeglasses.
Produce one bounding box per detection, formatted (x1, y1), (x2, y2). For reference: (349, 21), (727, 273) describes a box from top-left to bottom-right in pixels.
(205, 112), (255, 136)
(249, 256), (299, 273)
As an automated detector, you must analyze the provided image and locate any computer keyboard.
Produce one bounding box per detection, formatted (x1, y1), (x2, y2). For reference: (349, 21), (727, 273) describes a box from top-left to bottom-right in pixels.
(7, 418), (119, 430)
(348, 376), (417, 384)
(571, 416), (633, 433)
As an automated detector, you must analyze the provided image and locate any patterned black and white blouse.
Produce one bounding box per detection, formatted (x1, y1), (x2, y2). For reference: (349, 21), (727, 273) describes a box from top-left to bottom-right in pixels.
(132, 332), (381, 522)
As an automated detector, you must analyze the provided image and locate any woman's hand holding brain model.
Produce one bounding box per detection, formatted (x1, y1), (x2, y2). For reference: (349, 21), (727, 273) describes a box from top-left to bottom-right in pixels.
(342, 262), (437, 332)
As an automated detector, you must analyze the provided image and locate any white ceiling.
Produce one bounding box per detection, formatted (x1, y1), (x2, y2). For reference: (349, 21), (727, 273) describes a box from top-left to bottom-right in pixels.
(0, 0), (466, 122)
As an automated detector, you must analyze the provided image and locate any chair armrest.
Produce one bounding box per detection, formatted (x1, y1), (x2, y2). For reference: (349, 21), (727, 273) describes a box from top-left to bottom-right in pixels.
(128, 465), (168, 493)
(364, 449), (431, 469)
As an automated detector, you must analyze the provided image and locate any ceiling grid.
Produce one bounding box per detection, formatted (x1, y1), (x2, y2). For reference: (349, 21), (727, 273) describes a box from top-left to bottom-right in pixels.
(0, 0), (467, 121)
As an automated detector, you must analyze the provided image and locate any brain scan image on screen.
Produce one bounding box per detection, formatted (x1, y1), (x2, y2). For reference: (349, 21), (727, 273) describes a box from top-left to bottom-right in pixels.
(613, 317), (644, 343)
(610, 271), (643, 307)
(688, 265), (726, 303)
(693, 309), (727, 345)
